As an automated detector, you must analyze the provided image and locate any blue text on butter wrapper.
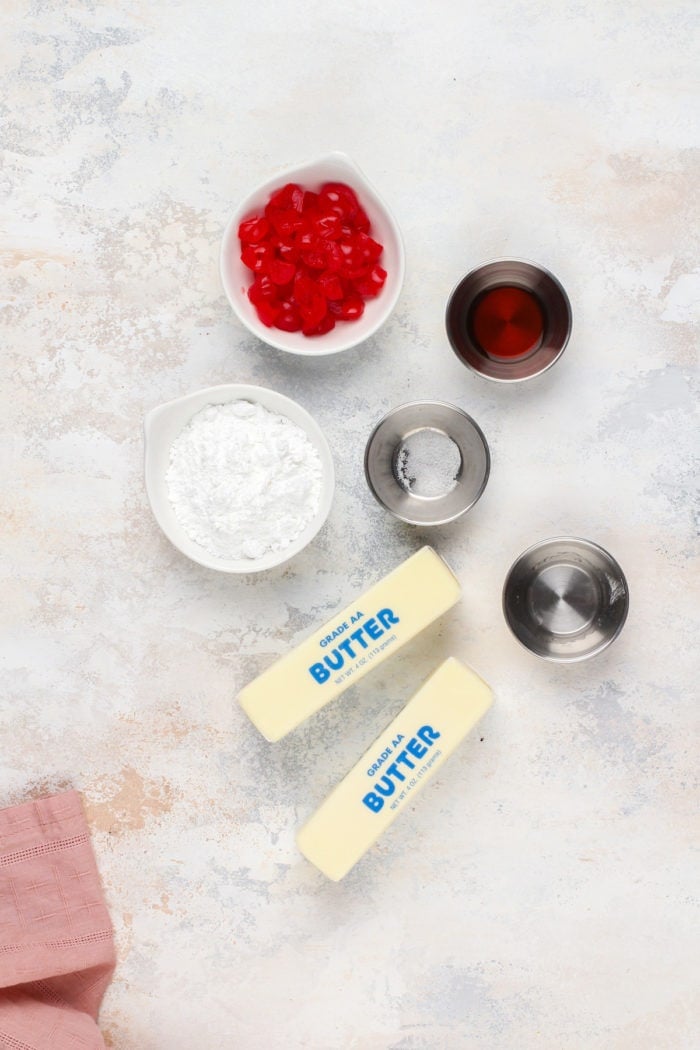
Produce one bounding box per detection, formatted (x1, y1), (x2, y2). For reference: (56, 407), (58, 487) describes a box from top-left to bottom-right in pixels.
(308, 608), (400, 684)
(362, 726), (441, 812)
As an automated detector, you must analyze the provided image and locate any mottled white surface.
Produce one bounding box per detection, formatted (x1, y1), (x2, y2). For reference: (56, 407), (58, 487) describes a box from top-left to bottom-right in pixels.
(2, 1), (699, 1047)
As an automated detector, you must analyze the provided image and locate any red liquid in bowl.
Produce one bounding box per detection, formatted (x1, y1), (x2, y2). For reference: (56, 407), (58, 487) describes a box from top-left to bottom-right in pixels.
(468, 285), (545, 360)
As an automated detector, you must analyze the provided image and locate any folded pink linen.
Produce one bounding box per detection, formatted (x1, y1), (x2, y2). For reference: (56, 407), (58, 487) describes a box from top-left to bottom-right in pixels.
(0, 791), (115, 1050)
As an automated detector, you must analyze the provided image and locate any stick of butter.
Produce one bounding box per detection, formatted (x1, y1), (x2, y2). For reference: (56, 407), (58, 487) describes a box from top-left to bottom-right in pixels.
(238, 546), (461, 742)
(296, 657), (493, 880)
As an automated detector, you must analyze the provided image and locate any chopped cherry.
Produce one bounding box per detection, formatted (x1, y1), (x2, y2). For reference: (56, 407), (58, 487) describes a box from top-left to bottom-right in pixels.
(247, 273), (277, 304)
(255, 300), (278, 327)
(320, 182), (360, 216)
(268, 259), (296, 285)
(238, 216), (270, 243)
(241, 242), (273, 273)
(355, 232), (383, 262)
(239, 180), (385, 340)
(338, 296), (365, 321)
(318, 272), (344, 300)
(296, 229), (317, 250)
(270, 236), (299, 263)
(323, 241), (344, 273)
(353, 264), (387, 298)
(314, 213), (342, 240)
(293, 271), (316, 306)
(275, 304), (302, 332)
(275, 278), (295, 300)
(267, 183), (304, 212)
(299, 291), (327, 328)
(303, 313), (336, 336)
(301, 249), (328, 271)
(353, 206), (370, 233)
(269, 208), (305, 237)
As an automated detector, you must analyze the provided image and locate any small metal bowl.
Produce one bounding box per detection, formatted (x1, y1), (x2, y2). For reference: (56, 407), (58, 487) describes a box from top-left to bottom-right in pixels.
(446, 259), (572, 382)
(364, 401), (490, 525)
(503, 537), (629, 661)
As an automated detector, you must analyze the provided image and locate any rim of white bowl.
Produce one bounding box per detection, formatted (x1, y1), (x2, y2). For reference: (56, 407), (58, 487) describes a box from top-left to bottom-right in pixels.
(144, 383), (335, 573)
(219, 150), (405, 357)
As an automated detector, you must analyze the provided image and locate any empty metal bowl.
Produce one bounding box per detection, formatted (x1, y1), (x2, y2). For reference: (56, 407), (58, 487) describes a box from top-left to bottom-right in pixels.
(503, 537), (629, 661)
(446, 259), (572, 382)
(364, 401), (490, 525)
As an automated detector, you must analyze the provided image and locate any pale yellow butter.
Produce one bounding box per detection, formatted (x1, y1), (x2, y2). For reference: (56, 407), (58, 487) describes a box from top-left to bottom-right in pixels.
(296, 658), (492, 880)
(238, 546), (460, 742)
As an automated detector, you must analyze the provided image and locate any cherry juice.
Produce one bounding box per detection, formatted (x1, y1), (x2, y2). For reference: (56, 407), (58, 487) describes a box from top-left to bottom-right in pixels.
(468, 284), (545, 360)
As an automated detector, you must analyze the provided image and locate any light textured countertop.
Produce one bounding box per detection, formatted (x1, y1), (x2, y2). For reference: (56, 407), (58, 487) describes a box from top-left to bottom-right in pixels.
(3, 2), (699, 1047)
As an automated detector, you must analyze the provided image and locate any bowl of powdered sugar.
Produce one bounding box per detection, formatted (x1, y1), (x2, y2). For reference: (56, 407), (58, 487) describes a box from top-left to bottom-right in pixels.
(144, 384), (334, 572)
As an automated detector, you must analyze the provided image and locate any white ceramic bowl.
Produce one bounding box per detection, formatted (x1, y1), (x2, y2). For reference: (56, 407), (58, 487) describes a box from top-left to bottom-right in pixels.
(144, 384), (335, 573)
(220, 151), (405, 356)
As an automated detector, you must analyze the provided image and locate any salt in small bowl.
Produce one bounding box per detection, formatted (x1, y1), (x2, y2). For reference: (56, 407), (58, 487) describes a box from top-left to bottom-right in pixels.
(364, 401), (490, 525)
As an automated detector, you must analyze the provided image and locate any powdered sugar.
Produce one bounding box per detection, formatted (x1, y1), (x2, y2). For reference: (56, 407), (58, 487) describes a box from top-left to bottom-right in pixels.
(166, 400), (323, 561)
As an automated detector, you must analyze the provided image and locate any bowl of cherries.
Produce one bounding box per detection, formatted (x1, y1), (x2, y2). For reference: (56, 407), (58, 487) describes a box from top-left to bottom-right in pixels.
(220, 152), (405, 356)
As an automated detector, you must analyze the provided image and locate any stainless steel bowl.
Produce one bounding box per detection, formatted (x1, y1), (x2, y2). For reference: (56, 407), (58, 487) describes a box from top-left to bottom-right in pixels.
(503, 537), (629, 661)
(364, 401), (490, 525)
(446, 259), (572, 382)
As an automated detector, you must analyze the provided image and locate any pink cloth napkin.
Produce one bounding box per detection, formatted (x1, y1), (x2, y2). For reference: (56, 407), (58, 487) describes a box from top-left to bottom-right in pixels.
(0, 791), (115, 1050)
